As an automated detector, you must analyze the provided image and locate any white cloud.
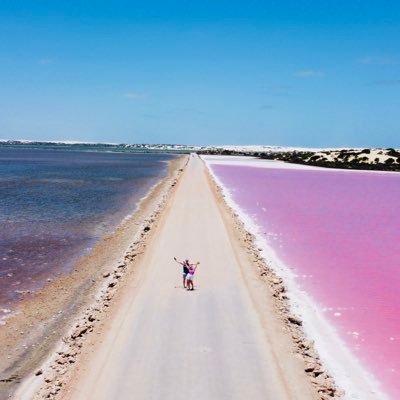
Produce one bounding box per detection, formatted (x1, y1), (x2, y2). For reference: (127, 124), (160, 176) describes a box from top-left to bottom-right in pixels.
(38, 58), (53, 65)
(293, 70), (325, 78)
(124, 92), (142, 99)
(367, 79), (400, 87)
(359, 56), (399, 65)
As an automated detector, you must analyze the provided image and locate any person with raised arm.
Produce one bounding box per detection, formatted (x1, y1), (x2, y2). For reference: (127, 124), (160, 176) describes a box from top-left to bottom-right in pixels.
(173, 257), (190, 288)
(185, 261), (200, 291)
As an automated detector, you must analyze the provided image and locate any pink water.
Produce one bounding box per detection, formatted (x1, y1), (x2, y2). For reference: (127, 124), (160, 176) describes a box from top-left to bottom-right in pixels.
(210, 162), (400, 399)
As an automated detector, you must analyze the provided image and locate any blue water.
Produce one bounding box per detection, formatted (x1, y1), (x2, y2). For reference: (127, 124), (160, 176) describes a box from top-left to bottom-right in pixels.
(0, 147), (175, 311)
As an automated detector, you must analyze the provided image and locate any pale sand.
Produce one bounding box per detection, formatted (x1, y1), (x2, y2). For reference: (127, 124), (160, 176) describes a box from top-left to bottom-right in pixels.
(15, 154), (320, 399)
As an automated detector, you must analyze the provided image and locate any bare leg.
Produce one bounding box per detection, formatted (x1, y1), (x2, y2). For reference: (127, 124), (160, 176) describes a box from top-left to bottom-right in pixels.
(183, 275), (186, 288)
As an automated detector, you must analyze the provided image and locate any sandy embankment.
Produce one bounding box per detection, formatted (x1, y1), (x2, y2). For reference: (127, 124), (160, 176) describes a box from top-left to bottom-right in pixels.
(14, 154), (331, 400)
(0, 155), (188, 399)
(12, 153), (347, 400)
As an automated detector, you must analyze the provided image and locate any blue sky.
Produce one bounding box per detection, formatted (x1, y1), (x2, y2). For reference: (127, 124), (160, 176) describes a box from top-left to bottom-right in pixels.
(0, 1), (399, 147)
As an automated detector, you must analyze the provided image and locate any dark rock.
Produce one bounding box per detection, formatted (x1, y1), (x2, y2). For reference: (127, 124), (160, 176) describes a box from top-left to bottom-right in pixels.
(71, 326), (88, 339)
(304, 363), (318, 373)
(387, 148), (400, 157)
(288, 315), (302, 326)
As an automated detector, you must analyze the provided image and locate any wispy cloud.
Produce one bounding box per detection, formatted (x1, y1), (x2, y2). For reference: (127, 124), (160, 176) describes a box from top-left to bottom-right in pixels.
(124, 92), (142, 100)
(174, 107), (208, 115)
(359, 56), (399, 65)
(366, 79), (400, 87)
(293, 70), (325, 78)
(143, 113), (162, 119)
(259, 105), (275, 110)
(38, 58), (53, 65)
(263, 84), (291, 96)
(267, 84), (291, 90)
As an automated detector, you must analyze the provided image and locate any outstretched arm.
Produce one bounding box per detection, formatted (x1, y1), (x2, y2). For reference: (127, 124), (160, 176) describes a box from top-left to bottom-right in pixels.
(191, 261), (200, 272)
(173, 257), (184, 266)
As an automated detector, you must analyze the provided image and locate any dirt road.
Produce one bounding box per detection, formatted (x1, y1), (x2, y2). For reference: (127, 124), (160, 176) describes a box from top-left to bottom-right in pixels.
(66, 154), (315, 400)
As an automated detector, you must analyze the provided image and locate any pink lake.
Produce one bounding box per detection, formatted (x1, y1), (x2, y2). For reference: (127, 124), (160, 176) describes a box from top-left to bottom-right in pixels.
(209, 160), (400, 399)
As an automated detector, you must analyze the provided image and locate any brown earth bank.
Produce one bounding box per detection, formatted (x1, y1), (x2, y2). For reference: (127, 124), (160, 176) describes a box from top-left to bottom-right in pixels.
(0, 155), (188, 399)
(198, 148), (400, 171)
(15, 154), (339, 400)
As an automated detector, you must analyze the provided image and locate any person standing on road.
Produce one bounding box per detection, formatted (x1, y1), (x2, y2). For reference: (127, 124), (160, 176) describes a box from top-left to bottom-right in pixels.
(185, 262), (200, 291)
(174, 257), (190, 288)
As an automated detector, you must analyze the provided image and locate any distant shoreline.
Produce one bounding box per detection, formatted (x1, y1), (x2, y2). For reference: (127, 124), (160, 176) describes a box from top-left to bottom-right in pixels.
(199, 148), (400, 172)
(2, 141), (400, 172)
(0, 140), (196, 153)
